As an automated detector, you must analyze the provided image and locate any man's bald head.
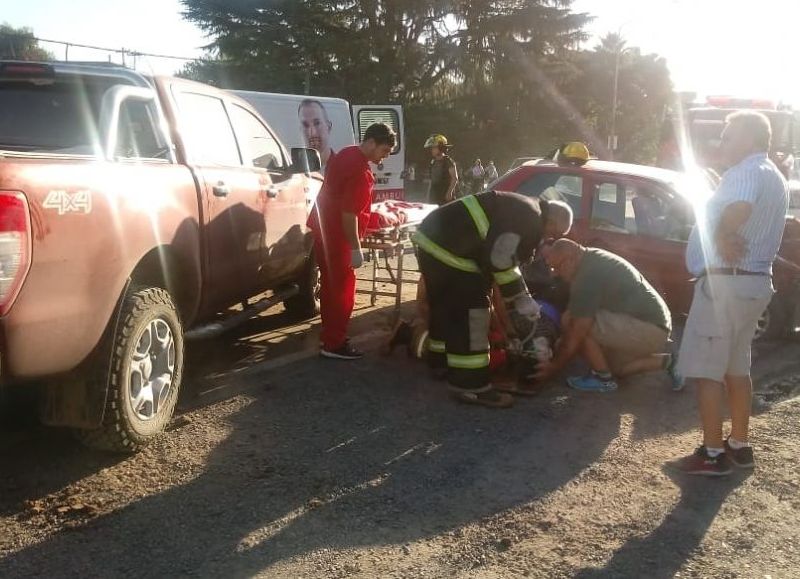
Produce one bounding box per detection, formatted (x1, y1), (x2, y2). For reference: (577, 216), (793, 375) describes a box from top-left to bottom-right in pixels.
(545, 238), (585, 282)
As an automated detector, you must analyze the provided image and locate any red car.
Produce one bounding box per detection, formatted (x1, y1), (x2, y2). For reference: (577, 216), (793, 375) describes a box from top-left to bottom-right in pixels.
(493, 158), (800, 340)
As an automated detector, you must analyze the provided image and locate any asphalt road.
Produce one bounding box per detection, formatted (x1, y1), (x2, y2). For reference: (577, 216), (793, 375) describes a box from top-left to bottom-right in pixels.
(2, 280), (800, 578)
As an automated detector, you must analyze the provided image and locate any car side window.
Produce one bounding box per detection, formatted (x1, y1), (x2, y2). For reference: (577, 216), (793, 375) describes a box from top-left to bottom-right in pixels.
(591, 179), (695, 241)
(590, 180), (634, 234)
(633, 183), (694, 242)
(173, 91), (242, 166)
(516, 172), (583, 217)
(230, 105), (285, 170)
(115, 99), (169, 160)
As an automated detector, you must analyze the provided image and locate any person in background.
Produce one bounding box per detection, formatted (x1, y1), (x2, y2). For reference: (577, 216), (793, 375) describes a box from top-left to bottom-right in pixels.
(672, 111), (788, 476)
(470, 159), (486, 194)
(299, 99), (336, 170)
(425, 134), (458, 205)
(308, 123), (397, 360)
(486, 161), (499, 184)
(536, 239), (675, 392)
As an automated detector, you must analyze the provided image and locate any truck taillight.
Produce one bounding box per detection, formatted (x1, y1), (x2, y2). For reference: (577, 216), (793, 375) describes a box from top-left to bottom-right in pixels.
(0, 192), (31, 316)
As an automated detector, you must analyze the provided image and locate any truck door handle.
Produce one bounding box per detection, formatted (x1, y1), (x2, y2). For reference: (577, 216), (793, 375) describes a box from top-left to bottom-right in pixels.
(213, 182), (229, 197)
(266, 186), (281, 199)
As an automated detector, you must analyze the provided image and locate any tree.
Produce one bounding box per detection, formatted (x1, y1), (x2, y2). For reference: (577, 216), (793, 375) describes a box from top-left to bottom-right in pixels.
(0, 24), (53, 61)
(564, 33), (672, 164)
(180, 1), (593, 165)
(179, 3), (671, 169)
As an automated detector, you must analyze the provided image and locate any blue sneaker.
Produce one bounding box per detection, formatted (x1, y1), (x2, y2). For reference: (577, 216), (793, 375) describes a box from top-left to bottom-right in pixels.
(567, 373), (618, 392)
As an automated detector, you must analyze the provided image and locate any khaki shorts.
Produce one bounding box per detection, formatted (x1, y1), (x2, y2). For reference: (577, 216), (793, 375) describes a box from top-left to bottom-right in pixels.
(677, 275), (773, 382)
(592, 310), (670, 375)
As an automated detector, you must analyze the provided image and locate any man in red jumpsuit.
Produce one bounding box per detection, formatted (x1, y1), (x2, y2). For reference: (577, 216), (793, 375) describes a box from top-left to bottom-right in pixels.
(308, 123), (397, 359)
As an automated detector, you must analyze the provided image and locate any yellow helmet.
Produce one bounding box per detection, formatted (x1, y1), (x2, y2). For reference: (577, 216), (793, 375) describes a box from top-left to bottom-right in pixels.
(424, 134), (449, 149)
(559, 142), (590, 165)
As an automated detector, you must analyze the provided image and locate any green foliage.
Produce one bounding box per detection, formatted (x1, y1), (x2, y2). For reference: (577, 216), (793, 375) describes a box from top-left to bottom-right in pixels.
(179, 2), (672, 169)
(0, 24), (53, 61)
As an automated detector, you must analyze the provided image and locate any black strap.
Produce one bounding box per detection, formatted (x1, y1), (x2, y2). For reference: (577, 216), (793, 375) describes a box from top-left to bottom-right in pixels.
(702, 268), (768, 277)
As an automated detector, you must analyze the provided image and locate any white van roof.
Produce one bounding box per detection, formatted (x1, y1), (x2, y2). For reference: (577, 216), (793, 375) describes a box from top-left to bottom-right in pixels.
(232, 90), (351, 108)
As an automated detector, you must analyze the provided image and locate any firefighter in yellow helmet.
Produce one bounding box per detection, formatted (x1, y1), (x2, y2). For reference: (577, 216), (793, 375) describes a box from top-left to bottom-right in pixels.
(425, 134), (459, 205)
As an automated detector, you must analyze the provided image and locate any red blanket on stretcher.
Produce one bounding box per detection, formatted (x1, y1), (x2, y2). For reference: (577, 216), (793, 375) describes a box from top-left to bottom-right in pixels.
(367, 201), (426, 231)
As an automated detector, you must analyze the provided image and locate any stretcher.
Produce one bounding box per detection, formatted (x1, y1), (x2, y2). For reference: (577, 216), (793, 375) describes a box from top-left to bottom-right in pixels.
(356, 203), (436, 320)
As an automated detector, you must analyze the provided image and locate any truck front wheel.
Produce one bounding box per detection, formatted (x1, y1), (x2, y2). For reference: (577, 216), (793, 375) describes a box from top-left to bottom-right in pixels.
(78, 286), (184, 452)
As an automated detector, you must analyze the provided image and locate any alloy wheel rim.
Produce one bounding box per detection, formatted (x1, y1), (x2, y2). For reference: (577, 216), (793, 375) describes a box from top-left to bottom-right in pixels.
(128, 318), (176, 421)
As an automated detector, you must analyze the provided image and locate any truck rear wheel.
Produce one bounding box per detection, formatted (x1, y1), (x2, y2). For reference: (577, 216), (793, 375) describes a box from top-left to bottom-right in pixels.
(284, 253), (320, 320)
(78, 286), (184, 452)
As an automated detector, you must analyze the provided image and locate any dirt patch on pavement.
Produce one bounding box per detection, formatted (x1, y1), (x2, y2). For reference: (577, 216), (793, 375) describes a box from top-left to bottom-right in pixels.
(1, 294), (799, 578)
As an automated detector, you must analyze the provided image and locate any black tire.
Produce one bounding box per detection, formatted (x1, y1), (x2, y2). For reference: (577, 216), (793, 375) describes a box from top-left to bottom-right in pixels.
(755, 295), (787, 342)
(284, 253), (320, 320)
(77, 286), (184, 453)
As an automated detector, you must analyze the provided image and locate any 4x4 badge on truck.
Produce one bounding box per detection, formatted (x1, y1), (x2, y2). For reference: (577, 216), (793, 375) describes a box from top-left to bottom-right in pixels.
(43, 190), (93, 215)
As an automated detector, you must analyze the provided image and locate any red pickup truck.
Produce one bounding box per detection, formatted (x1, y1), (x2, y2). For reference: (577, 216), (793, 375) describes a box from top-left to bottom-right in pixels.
(0, 61), (322, 451)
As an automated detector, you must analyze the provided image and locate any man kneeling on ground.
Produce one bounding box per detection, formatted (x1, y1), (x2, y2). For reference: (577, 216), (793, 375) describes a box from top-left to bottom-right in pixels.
(534, 239), (677, 392)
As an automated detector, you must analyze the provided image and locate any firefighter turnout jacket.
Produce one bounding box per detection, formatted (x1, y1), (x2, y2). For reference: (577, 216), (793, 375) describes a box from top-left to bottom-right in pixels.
(414, 191), (546, 342)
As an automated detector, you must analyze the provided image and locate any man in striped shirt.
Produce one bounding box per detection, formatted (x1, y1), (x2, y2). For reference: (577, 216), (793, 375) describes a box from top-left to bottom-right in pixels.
(673, 111), (788, 476)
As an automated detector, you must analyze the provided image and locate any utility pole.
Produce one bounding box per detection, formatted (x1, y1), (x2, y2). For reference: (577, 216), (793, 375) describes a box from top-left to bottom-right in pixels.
(609, 44), (633, 160)
(609, 47), (621, 159)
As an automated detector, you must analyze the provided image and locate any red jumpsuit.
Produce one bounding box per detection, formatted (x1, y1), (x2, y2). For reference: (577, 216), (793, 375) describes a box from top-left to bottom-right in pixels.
(307, 146), (375, 351)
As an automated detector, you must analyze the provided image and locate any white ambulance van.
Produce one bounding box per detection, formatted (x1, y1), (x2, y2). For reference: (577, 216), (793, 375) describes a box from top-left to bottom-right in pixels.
(233, 90), (405, 201)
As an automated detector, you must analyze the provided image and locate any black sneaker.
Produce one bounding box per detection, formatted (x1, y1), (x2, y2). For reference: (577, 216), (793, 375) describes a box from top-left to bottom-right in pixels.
(671, 446), (733, 477)
(724, 438), (755, 468)
(320, 341), (364, 360)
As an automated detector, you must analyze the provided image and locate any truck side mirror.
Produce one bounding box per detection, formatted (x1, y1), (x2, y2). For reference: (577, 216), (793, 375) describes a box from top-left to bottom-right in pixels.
(291, 147), (322, 174)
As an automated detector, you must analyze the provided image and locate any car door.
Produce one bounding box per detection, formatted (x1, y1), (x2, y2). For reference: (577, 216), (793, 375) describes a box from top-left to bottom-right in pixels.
(170, 87), (267, 309)
(228, 103), (309, 285)
(584, 173), (692, 311)
(639, 182), (696, 313)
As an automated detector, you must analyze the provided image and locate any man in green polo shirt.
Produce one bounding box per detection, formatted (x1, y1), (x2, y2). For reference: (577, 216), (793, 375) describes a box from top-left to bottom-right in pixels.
(534, 239), (675, 392)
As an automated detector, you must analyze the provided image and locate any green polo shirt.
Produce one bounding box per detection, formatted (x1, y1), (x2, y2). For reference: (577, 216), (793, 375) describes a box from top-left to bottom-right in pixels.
(569, 248), (671, 330)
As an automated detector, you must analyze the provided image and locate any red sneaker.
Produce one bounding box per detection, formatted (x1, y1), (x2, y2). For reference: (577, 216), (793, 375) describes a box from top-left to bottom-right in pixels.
(671, 446), (733, 477)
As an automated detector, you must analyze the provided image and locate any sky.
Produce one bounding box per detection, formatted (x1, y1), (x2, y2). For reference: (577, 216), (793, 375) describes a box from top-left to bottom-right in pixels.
(2, 0), (208, 75)
(573, 0), (800, 106)
(3, 0), (800, 105)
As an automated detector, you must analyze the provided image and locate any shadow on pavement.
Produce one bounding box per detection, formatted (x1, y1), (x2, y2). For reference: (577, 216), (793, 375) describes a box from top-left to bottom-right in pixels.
(0, 306), (774, 577)
(0, 305), (644, 578)
(574, 467), (750, 579)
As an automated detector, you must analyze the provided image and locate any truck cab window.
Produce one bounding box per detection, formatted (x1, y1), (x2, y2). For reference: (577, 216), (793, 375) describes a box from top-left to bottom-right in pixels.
(173, 91), (241, 166)
(230, 105), (285, 171)
(115, 99), (168, 160)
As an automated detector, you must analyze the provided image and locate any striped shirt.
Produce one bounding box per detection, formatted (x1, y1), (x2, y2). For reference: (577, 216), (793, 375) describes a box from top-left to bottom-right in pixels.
(686, 153), (788, 276)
